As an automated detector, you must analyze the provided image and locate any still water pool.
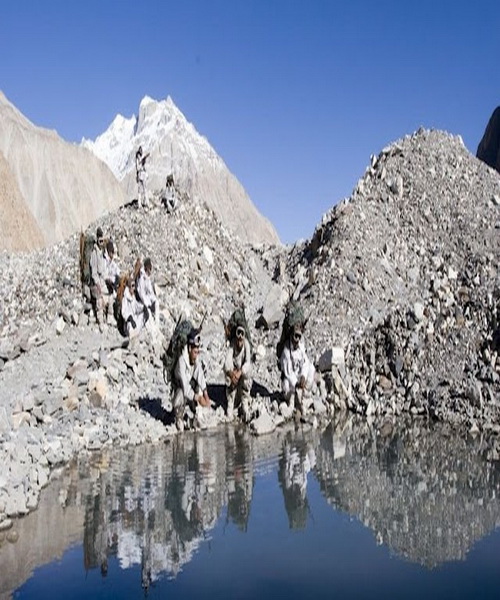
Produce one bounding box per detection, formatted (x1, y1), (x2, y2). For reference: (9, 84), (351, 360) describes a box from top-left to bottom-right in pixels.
(2, 417), (500, 599)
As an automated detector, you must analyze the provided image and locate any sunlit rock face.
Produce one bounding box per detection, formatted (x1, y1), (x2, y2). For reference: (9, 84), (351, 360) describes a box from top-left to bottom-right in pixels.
(0, 150), (44, 252)
(283, 129), (500, 429)
(83, 95), (279, 246)
(477, 106), (500, 174)
(0, 92), (126, 252)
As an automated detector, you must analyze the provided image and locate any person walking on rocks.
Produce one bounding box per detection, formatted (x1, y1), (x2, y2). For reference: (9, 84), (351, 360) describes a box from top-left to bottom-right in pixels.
(121, 275), (145, 338)
(135, 146), (150, 208)
(277, 304), (315, 414)
(89, 227), (107, 332)
(224, 310), (253, 419)
(173, 327), (211, 431)
(136, 257), (158, 324)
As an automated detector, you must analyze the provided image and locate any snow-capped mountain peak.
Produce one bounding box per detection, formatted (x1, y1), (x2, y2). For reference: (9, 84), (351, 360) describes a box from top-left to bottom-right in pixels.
(82, 95), (279, 245)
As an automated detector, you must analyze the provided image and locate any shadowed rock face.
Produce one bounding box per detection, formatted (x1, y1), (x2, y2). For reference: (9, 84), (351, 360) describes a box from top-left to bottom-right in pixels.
(477, 106), (500, 173)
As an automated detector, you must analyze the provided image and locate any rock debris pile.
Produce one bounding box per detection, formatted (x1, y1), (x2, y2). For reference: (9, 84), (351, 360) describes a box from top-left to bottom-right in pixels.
(284, 129), (499, 435)
(0, 128), (499, 525)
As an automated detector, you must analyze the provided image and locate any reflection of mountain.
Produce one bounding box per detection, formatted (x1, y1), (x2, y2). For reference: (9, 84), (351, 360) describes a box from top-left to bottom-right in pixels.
(314, 416), (500, 567)
(0, 472), (85, 600)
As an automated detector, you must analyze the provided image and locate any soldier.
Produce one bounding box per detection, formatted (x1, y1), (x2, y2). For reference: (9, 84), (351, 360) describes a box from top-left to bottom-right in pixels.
(173, 327), (211, 431)
(89, 227), (107, 332)
(103, 240), (120, 324)
(278, 313), (315, 413)
(136, 257), (158, 324)
(135, 146), (150, 208)
(120, 275), (145, 338)
(224, 321), (252, 419)
(162, 174), (178, 213)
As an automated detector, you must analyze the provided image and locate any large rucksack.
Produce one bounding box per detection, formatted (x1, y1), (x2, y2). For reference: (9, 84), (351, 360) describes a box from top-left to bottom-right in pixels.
(115, 272), (130, 336)
(225, 306), (253, 355)
(162, 317), (194, 384)
(132, 257), (142, 300)
(276, 301), (306, 368)
(79, 232), (95, 289)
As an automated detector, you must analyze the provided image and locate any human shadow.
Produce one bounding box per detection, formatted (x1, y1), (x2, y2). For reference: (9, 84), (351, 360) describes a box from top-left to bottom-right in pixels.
(251, 380), (274, 399)
(207, 384), (226, 410)
(138, 396), (175, 426)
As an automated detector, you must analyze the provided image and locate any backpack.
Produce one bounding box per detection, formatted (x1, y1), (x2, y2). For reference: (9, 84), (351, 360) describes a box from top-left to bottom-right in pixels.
(132, 257), (142, 300)
(162, 317), (194, 384)
(225, 306), (253, 355)
(79, 232), (95, 288)
(276, 301), (306, 368)
(115, 272), (130, 336)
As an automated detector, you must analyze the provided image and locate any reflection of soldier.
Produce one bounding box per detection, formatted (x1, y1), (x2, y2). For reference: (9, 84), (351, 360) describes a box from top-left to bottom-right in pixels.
(278, 437), (316, 529)
(166, 451), (205, 552)
(83, 471), (111, 576)
(226, 429), (253, 531)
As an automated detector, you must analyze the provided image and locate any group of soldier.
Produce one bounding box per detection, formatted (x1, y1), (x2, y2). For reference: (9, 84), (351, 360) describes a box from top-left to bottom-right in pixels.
(87, 225), (315, 431)
(86, 146), (315, 431)
(88, 226), (158, 338)
(172, 307), (315, 432)
(135, 146), (178, 212)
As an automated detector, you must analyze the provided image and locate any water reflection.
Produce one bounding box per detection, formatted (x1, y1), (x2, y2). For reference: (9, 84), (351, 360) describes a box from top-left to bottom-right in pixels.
(314, 417), (500, 567)
(278, 431), (316, 529)
(82, 432), (231, 590)
(2, 418), (500, 597)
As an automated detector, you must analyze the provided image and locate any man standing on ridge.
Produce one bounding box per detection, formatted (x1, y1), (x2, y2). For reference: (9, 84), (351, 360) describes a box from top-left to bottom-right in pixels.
(135, 146), (150, 208)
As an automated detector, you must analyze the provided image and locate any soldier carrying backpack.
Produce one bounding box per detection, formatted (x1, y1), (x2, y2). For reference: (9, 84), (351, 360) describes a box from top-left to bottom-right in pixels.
(80, 227), (107, 332)
(277, 301), (315, 413)
(223, 306), (253, 419)
(162, 314), (211, 431)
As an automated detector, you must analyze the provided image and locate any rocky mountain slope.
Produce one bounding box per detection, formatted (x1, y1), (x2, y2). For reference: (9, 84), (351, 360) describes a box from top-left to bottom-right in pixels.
(0, 127), (499, 526)
(0, 151), (44, 252)
(285, 129), (500, 430)
(0, 91), (126, 252)
(82, 95), (279, 246)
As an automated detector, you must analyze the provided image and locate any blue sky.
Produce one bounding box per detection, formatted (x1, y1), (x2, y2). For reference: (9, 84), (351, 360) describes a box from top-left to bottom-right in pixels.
(1, 0), (499, 244)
